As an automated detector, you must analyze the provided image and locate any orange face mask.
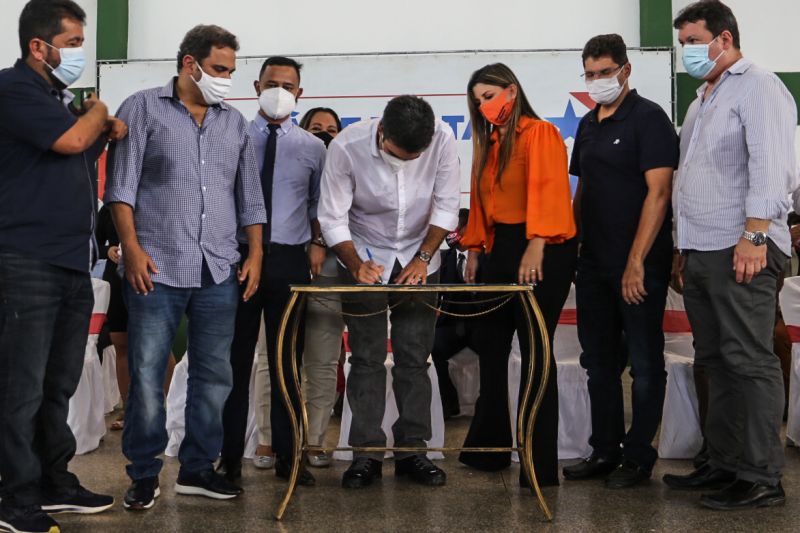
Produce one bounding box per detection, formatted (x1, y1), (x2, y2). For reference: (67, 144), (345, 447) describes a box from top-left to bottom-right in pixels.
(479, 87), (516, 126)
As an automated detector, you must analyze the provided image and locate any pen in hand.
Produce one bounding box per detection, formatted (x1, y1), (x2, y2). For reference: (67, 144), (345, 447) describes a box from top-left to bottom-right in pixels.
(365, 248), (383, 284)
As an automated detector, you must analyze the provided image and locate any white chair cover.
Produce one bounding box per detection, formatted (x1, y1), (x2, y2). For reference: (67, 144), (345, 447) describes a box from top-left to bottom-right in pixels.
(657, 287), (701, 459)
(779, 276), (800, 445)
(101, 344), (121, 414)
(165, 353), (260, 458)
(447, 348), (480, 417)
(67, 278), (110, 455)
(334, 352), (445, 461)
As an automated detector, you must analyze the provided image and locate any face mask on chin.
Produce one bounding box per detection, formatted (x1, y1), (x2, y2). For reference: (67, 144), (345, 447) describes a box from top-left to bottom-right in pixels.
(191, 63), (232, 105)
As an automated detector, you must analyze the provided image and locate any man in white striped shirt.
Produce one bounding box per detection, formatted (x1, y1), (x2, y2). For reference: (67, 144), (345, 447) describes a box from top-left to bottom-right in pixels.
(663, 0), (798, 511)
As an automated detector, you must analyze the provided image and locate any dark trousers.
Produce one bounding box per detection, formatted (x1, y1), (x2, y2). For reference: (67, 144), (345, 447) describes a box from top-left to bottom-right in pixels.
(221, 243), (309, 463)
(683, 243), (786, 485)
(576, 258), (669, 471)
(460, 225), (577, 486)
(0, 251), (92, 506)
(339, 262), (439, 461)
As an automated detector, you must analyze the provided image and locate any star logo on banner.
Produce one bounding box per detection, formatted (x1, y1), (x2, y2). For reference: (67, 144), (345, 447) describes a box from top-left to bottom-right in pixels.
(546, 92), (597, 142)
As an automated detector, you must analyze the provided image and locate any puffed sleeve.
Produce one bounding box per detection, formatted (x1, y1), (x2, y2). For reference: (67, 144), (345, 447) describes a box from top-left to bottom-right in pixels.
(524, 121), (576, 243)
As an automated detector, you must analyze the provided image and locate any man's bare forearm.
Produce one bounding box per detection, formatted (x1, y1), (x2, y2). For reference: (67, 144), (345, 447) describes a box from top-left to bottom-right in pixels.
(109, 203), (139, 249)
(243, 224), (263, 256)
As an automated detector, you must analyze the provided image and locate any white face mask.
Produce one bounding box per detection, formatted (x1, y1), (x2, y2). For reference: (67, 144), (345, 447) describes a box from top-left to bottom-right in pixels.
(379, 135), (410, 174)
(586, 72), (625, 105)
(191, 64), (232, 105)
(258, 87), (297, 120)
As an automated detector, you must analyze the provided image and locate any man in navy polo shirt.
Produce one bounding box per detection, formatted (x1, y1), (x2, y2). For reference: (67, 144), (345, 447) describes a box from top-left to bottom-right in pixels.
(561, 34), (678, 489)
(0, 2), (127, 532)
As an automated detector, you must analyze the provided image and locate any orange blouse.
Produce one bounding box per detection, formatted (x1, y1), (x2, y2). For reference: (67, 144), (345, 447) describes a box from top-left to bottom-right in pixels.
(461, 116), (576, 252)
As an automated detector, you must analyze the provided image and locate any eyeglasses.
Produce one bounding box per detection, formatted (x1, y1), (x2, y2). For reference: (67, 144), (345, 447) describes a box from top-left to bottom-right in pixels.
(581, 64), (624, 81)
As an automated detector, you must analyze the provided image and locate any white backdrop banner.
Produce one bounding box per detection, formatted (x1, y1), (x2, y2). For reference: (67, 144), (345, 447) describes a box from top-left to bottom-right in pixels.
(99, 49), (674, 200)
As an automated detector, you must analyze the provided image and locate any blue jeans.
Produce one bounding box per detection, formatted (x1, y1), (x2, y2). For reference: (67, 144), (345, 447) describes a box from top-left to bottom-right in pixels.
(122, 268), (238, 480)
(576, 259), (669, 471)
(0, 251), (92, 506)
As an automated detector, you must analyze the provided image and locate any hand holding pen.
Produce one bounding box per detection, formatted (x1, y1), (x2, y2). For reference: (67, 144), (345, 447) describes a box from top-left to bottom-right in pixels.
(355, 248), (384, 284)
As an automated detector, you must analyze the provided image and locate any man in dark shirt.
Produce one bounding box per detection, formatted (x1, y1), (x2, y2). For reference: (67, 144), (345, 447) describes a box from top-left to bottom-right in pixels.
(0, 2), (126, 532)
(561, 34), (678, 489)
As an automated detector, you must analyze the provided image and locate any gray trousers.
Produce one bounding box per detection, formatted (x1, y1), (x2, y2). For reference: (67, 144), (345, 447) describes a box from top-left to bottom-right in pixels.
(339, 262), (438, 461)
(683, 242), (786, 485)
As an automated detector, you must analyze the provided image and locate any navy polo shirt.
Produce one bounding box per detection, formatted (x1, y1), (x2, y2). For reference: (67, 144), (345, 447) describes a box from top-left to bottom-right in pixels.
(0, 59), (94, 272)
(570, 89), (679, 270)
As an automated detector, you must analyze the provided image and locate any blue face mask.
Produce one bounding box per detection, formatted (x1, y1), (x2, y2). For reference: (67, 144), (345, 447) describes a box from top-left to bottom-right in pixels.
(682, 36), (725, 80)
(43, 42), (86, 87)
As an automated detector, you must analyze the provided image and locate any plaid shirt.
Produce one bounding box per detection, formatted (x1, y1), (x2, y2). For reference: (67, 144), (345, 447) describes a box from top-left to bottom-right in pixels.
(106, 78), (266, 288)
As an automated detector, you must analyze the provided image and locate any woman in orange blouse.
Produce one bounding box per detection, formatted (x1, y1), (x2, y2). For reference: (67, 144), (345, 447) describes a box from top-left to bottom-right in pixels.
(459, 63), (577, 486)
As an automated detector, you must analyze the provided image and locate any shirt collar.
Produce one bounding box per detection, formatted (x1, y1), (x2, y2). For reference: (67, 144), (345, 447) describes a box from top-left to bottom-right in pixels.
(14, 58), (61, 97)
(588, 89), (639, 123)
(369, 118), (381, 158)
(695, 58), (753, 98)
(159, 76), (229, 110)
(254, 112), (293, 135)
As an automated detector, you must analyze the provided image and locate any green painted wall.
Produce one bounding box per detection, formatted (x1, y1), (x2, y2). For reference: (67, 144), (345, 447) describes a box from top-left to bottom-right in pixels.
(97, 0), (128, 61)
(640, 0), (673, 47)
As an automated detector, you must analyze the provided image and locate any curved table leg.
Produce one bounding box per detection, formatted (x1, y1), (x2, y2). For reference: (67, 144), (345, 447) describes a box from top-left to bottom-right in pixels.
(520, 290), (553, 521)
(274, 291), (302, 521)
(515, 293), (538, 494)
(289, 296), (310, 464)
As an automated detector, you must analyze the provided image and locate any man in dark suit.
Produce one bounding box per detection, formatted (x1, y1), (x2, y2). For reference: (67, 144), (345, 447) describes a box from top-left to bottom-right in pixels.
(432, 209), (482, 419)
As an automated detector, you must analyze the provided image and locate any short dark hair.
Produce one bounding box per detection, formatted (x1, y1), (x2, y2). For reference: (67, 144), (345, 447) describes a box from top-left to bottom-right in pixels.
(582, 34), (628, 67)
(18, 0), (86, 58)
(299, 107), (342, 132)
(673, 0), (740, 48)
(259, 56), (303, 82)
(381, 95), (435, 154)
(176, 24), (239, 73)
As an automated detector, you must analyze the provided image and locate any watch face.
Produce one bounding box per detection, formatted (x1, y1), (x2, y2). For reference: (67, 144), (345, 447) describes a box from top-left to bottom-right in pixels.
(753, 232), (767, 246)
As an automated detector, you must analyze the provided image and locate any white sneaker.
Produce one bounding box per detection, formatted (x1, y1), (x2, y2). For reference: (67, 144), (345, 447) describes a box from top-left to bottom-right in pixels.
(307, 452), (331, 468)
(253, 455), (275, 469)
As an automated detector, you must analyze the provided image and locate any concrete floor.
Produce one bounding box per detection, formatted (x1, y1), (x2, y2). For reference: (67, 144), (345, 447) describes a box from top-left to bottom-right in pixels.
(60, 412), (800, 533)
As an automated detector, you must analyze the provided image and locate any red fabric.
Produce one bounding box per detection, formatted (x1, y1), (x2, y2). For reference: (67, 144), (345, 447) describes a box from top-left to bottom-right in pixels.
(89, 313), (107, 335)
(787, 325), (800, 343)
(558, 308), (693, 333)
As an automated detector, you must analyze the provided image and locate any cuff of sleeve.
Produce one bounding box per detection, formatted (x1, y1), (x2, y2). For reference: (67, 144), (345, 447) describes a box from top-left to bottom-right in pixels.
(429, 209), (459, 232)
(238, 209), (268, 228)
(745, 196), (790, 221)
(104, 188), (137, 209)
(323, 224), (351, 248)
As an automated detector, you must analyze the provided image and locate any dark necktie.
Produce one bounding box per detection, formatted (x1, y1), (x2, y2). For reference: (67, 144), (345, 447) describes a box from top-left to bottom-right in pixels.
(456, 252), (466, 283)
(262, 123), (280, 247)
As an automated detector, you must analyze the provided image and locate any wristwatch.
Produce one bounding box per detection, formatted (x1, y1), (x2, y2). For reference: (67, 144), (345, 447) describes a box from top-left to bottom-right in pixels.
(742, 230), (768, 246)
(415, 250), (433, 263)
(310, 235), (326, 248)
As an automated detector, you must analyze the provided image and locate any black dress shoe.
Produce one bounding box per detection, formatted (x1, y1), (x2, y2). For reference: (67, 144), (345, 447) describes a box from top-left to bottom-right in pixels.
(395, 455), (446, 486)
(663, 464), (736, 491)
(342, 457), (383, 489)
(604, 460), (651, 489)
(700, 480), (785, 511)
(562, 453), (620, 480)
(215, 460), (242, 483)
(275, 456), (316, 487)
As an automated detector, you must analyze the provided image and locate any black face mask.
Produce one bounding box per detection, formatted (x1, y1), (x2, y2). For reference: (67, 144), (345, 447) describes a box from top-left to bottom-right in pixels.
(313, 130), (334, 147)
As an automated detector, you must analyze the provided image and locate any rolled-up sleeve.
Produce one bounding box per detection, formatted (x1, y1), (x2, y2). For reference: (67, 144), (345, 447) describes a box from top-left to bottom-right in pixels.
(235, 129), (267, 228)
(105, 94), (147, 208)
(318, 140), (354, 247)
(307, 142), (326, 221)
(428, 130), (461, 231)
(741, 76), (798, 220)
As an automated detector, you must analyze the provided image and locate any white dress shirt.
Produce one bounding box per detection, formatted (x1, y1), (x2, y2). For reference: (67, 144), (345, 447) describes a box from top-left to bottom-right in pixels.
(318, 118), (460, 283)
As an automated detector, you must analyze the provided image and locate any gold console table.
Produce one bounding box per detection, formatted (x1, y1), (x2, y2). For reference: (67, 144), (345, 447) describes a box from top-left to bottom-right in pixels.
(273, 284), (553, 521)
